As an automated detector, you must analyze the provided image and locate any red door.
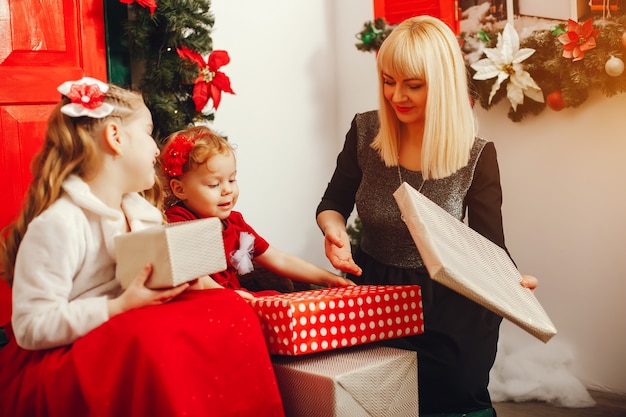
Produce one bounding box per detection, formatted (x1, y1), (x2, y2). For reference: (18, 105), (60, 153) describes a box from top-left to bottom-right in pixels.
(373, 0), (460, 34)
(0, 0), (107, 231)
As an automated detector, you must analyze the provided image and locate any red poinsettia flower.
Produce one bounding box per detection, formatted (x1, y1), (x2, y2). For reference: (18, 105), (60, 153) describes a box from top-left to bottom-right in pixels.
(557, 18), (599, 61)
(119, 0), (157, 15)
(176, 46), (235, 111)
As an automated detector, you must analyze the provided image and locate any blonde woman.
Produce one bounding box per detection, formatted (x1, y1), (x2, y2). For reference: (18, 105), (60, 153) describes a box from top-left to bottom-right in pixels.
(317, 16), (537, 416)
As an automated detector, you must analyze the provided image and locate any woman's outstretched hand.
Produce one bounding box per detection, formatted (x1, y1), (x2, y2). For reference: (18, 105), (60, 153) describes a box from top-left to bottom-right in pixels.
(323, 227), (362, 277)
(108, 264), (189, 317)
(520, 274), (539, 291)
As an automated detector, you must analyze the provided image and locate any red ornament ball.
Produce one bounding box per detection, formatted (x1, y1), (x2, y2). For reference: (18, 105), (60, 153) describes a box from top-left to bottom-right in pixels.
(546, 90), (566, 111)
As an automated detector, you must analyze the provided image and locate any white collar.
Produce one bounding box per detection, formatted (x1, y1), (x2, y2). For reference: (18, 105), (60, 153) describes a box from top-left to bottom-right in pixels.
(63, 175), (163, 229)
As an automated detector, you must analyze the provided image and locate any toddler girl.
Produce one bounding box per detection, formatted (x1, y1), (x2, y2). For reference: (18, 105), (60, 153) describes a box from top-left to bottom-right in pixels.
(160, 126), (354, 297)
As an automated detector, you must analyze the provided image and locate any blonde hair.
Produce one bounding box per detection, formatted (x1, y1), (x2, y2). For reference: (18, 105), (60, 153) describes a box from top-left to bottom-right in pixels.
(160, 126), (234, 209)
(1, 85), (157, 285)
(372, 15), (476, 180)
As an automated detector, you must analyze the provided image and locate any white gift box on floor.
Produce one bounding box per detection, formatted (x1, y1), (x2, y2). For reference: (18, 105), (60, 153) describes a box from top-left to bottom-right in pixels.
(114, 218), (226, 289)
(393, 182), (557, 343)
(272, 345), (418, 417)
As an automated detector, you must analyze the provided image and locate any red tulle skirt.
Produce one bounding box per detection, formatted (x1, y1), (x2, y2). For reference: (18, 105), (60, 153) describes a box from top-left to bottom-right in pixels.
(0, 289), (285, 417)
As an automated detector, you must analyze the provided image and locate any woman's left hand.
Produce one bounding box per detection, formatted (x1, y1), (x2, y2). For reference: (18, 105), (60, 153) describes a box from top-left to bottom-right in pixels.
(520, 274), (538, 291)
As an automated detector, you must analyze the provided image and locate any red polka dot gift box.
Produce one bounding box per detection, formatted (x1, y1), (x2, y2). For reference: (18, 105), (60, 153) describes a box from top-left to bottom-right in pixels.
(250, 285), (424, 356)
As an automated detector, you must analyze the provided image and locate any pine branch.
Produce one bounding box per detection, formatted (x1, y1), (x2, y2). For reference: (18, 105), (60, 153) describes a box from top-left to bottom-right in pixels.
(122, 0), (217, 142)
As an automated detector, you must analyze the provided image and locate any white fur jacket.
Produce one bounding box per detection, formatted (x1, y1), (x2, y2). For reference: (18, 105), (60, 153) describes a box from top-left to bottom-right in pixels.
(11, 175), (163, 350)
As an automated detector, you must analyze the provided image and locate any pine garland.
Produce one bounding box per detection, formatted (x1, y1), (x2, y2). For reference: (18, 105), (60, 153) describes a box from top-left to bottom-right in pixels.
(356, 15), (626, 122)
(122, 0), (216, 141)
(355, 18), (391, 52)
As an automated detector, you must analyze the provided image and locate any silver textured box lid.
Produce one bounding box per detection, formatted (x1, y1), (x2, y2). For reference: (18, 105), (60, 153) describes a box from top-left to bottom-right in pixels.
(393, 182), (557, 343)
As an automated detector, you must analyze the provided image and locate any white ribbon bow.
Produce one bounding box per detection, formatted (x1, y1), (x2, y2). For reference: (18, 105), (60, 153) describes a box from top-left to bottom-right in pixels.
(230, 232), (255, 275)
(57, 77), (115, 118)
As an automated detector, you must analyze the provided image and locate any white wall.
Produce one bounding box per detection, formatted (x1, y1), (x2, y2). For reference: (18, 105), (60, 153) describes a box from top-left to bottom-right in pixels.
(210, 0), (339, 270)
(475, 94), (626, 394)
(210, 0), (625, 394)
(210, 0), (379, 267)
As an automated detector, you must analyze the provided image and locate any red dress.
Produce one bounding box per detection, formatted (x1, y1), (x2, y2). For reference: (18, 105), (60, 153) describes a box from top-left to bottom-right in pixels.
(0, 289), (285, 417)
(166, 205), (279, 296)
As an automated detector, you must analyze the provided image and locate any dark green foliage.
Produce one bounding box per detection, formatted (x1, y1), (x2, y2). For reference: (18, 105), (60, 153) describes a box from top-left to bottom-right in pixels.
(521, 16), (625, 113)
(123, 0), (216, 142)
(355, 18), (393, 52)
(470, 16), (626, 120)
(346, 216), (363, 254)
(104, 1), (132, 86)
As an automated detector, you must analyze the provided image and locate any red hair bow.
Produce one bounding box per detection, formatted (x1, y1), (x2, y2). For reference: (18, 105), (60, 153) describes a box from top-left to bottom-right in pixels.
(161, 135), (194, 178)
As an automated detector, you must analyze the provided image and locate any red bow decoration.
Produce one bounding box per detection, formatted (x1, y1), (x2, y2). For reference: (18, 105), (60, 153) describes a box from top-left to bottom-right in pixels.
(119, 0), (157, 15)
(176, 46), (235, 111)
(67, 83), (106, 110)
(161, 135), (195, 177)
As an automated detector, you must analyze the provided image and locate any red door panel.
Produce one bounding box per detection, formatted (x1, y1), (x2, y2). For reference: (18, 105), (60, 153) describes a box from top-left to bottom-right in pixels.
(0, 105), (50, 228)
(0, 0), (106, 230)
(373, 0), (461, 34)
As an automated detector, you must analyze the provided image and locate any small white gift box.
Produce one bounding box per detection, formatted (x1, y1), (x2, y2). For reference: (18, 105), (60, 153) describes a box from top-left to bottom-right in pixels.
(272, 345), (418, 417)
(393, 182), (557, 343)
(114, 218), (226, 289)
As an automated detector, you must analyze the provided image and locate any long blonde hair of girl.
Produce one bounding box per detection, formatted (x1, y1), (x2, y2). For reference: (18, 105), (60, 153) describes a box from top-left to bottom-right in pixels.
(0, 85), (161, 285)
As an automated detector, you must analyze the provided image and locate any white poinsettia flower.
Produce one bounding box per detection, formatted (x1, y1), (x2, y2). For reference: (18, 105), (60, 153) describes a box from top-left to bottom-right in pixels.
(470, 23), (544, 111)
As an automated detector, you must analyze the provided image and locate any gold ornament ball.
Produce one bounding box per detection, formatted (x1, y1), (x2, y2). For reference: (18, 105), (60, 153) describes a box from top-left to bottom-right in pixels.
(622, 32), (626, 48)
(605, 56), (624, 77)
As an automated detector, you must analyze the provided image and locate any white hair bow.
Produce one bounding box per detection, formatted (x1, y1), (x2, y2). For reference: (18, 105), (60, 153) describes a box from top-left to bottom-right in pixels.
(57, 77), (115, 118)
(230, 232), (255, 275)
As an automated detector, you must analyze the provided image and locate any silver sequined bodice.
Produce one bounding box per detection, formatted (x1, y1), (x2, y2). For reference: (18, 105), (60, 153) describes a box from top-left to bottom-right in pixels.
(354, 111), (487, 268)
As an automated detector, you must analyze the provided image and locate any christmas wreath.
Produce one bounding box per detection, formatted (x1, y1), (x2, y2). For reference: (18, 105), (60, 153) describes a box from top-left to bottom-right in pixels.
(356, 14), (626, 122)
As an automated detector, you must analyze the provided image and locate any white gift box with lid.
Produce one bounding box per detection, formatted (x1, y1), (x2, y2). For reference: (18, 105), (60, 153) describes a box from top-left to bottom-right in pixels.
(114, 218), (226, 289)
(272, 345), (418, 417)
(393, 182), (557, 343)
